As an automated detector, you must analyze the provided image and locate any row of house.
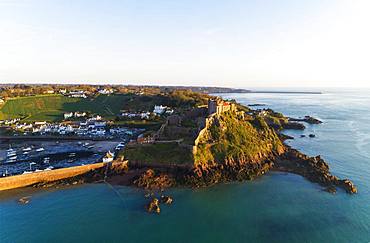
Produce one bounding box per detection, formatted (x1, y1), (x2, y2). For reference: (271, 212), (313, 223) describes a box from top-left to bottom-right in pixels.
(120, 105), (174, 120)
(0, 118), (20, 125)
(98, 88), (114, 95)
(121, 111), (151, 119)
(61, 90), (88, 98)
(64, 111), (87, 119)
(153, 105), (174, 115)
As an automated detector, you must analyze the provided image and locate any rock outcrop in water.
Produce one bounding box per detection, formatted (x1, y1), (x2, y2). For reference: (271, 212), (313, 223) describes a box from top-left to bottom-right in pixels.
(289, 116), (323, 125)
(134, 169), (176, 190)
(274, 148), (357, 194)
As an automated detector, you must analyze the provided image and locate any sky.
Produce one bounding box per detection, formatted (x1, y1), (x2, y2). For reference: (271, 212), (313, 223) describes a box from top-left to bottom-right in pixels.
(0, 0), (369, 88)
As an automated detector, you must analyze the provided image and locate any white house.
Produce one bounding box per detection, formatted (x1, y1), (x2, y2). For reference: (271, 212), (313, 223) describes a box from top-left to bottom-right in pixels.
(89, 115), (102, 121)
(34, 121), (47, 126)
(98, 88), (113, 95)
(64, 112), (74, 119)
(153, 105), (166, 115)
(74, 112), (86, 117)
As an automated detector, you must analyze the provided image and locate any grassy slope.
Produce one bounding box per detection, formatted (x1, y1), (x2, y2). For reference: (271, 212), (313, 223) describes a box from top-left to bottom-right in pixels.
(194, 112), (284, 166)
(0, 95), (79, 121)
(123, 143), (193, 164)
(0, 94), (159, 122)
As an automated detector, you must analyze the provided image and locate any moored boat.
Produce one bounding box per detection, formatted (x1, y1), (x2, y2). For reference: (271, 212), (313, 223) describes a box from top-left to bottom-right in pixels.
(23, 147), (32, 152)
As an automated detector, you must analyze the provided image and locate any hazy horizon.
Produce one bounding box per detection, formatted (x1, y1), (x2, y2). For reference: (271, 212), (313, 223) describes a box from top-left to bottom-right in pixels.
(1, 0), (369, 88)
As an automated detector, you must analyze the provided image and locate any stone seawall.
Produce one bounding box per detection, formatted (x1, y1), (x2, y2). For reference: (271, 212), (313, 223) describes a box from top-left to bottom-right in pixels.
(0, 163), (106, 191)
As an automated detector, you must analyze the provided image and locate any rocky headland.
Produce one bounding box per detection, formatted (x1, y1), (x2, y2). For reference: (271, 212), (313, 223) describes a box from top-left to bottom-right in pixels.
(10, 95), (357, 214)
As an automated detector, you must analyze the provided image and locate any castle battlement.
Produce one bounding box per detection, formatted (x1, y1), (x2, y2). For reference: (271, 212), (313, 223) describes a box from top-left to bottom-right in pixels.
(208, 98), (236, 115)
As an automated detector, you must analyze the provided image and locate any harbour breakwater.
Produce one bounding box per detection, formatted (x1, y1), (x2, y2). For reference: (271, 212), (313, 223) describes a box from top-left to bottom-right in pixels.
(0, 162), (106, 191)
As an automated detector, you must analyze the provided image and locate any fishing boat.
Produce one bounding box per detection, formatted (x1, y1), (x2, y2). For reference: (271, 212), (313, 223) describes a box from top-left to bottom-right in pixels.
(23, 147), (32, 152)
(7, 149), (16, 156)
(44, 165), (54, 170)
(8, 156), (17, 160)
(23, 171), (33, 174)
(115, 142), (125, 150)
(7, 152), (17, 157)
(6, 148), (15, 153)
(69, 153), (76, 157)
(35, 148), (45, 152)
(23, 151), (29, 155)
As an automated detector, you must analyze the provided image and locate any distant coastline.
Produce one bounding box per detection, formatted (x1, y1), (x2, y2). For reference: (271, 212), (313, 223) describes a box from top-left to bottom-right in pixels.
(249, 91), (322, 94)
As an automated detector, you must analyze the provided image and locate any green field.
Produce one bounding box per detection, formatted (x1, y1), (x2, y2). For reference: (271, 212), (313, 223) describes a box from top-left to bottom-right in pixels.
(0, 94), (150, 122)
(123, 143), (193, 164)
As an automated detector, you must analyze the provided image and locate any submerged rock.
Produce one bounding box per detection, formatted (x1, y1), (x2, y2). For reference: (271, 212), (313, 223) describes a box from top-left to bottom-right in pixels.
(324, 185), (337, 194)
(18, 196), (31, 204)
(289, 116), (323, 124)
(160, 195), (173, 204)
(339, 179), (358, 194)
(146, 198), (161, 214)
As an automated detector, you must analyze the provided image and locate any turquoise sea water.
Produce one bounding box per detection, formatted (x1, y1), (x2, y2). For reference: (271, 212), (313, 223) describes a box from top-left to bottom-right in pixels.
(1, 90), (370, 243)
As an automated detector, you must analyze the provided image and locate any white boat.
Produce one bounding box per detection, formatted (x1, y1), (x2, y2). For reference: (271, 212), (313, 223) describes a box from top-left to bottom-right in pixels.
(44, 166), (54, 171)
(6, 159), (16, 163)
(43, 157), (50, 164)
(35, 148), (45, 152)
(35, 169), (43, 173)
(69, 153), (76, 157)
(23, 171), (33, 174)
(23, 151), (29, 155)
(115, 142), (125, 150)
(7, 152), (16, 157)
(23, 147), (32, 152)
(8, 156), (17, 160)
(87, 145), (94, 149)
(6, 148), (15, 152)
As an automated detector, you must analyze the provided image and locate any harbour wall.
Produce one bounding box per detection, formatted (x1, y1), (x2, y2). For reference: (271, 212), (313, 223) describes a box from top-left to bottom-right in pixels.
(0, 162), (106, 191)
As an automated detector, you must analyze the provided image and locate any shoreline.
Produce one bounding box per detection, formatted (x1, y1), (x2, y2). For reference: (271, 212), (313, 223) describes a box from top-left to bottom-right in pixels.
(1, 144), (356, 195)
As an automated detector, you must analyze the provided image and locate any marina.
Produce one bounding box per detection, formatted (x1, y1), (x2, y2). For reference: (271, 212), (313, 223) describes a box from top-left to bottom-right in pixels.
(0, 140), (126, 176)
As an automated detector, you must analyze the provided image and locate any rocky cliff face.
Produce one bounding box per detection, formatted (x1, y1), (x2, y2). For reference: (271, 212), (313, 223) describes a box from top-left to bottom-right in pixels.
(186, 111), (357, 194)
(188, 112), (285, 187)
(275, 148), (357, 194)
